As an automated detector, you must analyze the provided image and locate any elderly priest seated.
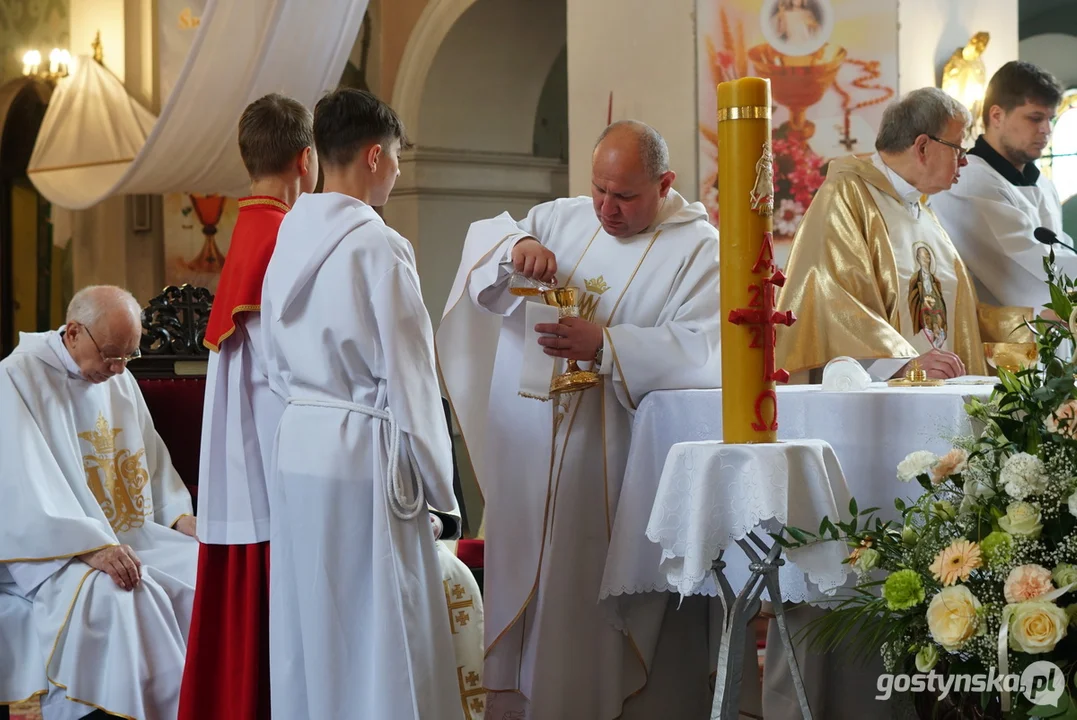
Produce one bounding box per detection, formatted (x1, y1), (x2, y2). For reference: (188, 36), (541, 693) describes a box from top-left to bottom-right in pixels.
(0, 285), (197, 720)
(776, 87), (1031, 383)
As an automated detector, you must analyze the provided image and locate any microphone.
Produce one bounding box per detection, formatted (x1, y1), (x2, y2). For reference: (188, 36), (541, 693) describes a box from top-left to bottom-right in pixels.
(1034, 227), (1077, 253)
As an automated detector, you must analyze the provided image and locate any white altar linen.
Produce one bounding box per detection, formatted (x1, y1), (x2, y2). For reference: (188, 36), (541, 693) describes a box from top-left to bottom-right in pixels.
(646, 439), (852, 600)
(601, 383), (993, 609)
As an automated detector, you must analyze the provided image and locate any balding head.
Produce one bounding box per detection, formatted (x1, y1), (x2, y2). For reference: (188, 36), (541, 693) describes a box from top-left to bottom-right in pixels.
(63, 285), (143, 383)
(591, 120), (676, 237)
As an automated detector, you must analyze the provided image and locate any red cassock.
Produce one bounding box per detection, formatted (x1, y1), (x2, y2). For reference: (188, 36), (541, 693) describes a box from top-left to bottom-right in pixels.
(178, 196), (288, 720)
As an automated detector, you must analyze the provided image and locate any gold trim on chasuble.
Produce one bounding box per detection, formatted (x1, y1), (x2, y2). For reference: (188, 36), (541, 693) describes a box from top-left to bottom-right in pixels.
(444, 578), (486, 718)
(484, 226), (662, 703)
(457, 666), (486, 720)
(43, 567), (139, 720)
(237, 196), (290, 213)
(78, 413), (151, 533)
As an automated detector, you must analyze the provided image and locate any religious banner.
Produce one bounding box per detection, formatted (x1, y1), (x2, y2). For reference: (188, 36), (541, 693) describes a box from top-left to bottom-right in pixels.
(163, 193), (238, 294)
(158, 0), (207, 104)
(697, 0), (898, 262)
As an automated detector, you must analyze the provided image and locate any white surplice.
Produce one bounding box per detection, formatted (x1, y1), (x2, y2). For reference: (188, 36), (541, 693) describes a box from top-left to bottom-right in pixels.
(0, 330), (197, 720)
(261, 192), (462, 720)
(436, 191), (724, 720)
(197, 316), (282, 544)
(934, 154), (1075, 309)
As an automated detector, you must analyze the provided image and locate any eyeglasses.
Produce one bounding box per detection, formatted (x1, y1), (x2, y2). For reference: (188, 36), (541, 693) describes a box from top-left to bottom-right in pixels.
(928, 135), (968, 161)
(81, 324), (141, 364)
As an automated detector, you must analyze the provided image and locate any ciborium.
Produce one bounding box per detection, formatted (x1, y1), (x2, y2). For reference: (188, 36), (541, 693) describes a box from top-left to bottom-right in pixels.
(542, 286), (599, 395)
(748, 43), (846, 140)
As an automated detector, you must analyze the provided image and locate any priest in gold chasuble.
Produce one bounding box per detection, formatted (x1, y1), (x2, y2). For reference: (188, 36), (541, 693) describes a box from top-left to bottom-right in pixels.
(776, 87), (1031, 384)
(0, 286), (197, 720)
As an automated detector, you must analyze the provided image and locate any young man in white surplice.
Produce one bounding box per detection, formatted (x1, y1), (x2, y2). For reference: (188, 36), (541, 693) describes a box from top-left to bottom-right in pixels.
(934, 61), (1074, 311)
(438, 121), (761, 720)
(260, 88), (463, 720)
(0, 285), (198, 720)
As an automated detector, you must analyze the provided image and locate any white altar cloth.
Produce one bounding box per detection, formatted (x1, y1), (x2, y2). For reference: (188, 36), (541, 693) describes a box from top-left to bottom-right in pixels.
(600, 383), (993, 607)
(646, 439), (852, 599)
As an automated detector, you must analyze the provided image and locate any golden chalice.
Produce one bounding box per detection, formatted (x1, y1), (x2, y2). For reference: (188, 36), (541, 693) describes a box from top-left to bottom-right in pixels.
(748, 43), (847, 140)
(542, 286), (599, 395)
(984, 342), (1038, 373)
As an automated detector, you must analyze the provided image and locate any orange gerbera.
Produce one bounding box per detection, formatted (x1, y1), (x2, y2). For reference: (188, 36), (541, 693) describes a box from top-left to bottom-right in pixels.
(930, 539), (983, 586)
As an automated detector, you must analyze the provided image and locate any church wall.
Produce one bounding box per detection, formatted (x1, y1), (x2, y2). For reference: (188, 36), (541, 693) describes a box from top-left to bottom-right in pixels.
(379, 0), (430, 106)
(63, 0), (165, 305)
(566, 0), (699, 200)
(896, 0), (1018, 95)
(418, 0), (567, 153)
(1019, 33), (1077, 91)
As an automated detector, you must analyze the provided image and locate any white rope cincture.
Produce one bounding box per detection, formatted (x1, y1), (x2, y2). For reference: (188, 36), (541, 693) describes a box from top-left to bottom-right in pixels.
(285, 397), (426, 521)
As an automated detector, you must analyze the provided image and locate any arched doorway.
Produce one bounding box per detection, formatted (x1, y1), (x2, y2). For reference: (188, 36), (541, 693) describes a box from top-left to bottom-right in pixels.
(0, 77), (69, 358)
(385, 0), (568, 326)
(385, 0), (568, 529)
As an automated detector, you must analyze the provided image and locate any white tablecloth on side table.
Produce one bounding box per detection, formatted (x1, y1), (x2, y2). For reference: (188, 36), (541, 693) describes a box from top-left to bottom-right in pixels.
(600, 383), (993, 608)
(644, 439), (852, 720)
(646, 439), (852, 600)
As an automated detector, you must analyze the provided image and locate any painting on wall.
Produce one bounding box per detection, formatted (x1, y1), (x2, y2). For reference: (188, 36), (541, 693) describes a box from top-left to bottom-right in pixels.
(697, 0), (898, 252)
(163, 193), (238, 294)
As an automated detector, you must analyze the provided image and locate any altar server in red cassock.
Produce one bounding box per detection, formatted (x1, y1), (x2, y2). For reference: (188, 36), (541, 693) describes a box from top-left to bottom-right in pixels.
(177, 93), (317, 720)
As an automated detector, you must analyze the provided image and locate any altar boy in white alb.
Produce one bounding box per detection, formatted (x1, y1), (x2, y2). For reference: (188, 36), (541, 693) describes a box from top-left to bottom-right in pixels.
(934, 61), (1072, 310)
(0, 285), (197, 720)
(260, 88), (462, 720)
(438, 121), (737, 720)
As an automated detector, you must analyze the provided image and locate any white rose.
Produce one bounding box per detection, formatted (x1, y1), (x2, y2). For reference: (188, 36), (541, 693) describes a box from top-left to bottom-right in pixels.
(897, 451), (938, 483)
(999, 501), (1044, 539)
(1008, 601), (1069, 654)
(1068, 490), (1077, 519)
(999, 452), (1048, 500)
(927, 585), (983, 651)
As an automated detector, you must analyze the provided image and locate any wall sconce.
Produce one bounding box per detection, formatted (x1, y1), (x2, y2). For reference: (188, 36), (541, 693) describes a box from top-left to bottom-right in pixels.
(942, 32), (990, 139)
(21, 48), (71, 83)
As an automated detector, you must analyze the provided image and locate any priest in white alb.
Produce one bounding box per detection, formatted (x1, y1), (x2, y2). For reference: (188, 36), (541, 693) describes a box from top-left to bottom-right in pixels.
(438, 121), (755, 720)
(260, 88), (461, 720)
(934, 61), (1073, 310)
(776, 87), (1031, 386)
(0, 285), (197, 720)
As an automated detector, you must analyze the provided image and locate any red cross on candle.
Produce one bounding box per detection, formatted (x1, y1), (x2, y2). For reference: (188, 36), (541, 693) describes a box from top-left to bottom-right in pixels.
(727, 232), (797, 430)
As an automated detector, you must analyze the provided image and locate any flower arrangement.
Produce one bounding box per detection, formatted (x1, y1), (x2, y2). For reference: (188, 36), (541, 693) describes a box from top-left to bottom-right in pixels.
(775, 258), (1077, 718)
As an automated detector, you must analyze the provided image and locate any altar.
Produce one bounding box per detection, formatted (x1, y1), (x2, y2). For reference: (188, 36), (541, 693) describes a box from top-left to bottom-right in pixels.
(599, 382), (994, 612)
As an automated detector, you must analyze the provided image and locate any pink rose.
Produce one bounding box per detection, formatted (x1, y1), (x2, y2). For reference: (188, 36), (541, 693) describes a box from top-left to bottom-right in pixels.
(931, 448), (969, 485)
(1004, 564), (1054, 604)
(1046, 400), (1077, 438)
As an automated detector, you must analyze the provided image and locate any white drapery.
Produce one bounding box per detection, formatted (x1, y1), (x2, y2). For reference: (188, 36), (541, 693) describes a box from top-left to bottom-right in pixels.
(28, 0), (368, 210)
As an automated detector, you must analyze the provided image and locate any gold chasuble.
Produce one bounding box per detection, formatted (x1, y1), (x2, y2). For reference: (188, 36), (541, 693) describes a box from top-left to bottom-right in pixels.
(776, 155), (990, 376)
